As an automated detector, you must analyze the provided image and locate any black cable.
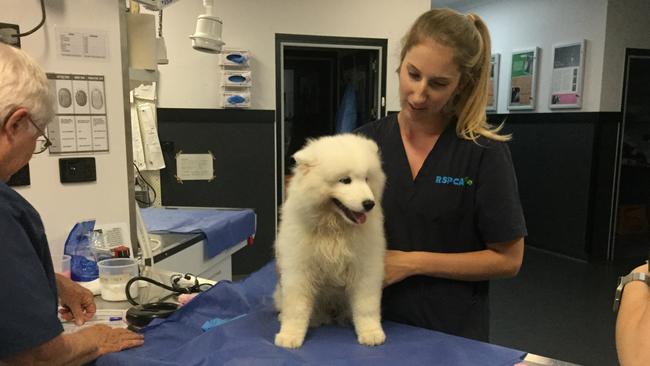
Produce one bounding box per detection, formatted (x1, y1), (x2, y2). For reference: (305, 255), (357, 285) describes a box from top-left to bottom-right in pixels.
(16, 0), (46, 38)
(133, 162), (157, 206)
(133, 162), (156, 205)
(125, 274), (213, 306)
(125, 276), (191, 306)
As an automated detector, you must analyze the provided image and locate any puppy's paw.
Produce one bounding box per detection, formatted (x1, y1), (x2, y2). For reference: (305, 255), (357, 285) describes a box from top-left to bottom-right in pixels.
(357, 328), (385, 346)
(275, 331), (305, 348)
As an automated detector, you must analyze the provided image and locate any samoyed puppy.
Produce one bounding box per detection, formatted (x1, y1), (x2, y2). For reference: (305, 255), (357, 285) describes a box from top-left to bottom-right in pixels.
(274, 133), (387, 349)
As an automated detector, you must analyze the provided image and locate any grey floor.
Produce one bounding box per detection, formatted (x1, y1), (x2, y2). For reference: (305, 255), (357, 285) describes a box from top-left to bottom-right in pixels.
(490, 246), (633, 366)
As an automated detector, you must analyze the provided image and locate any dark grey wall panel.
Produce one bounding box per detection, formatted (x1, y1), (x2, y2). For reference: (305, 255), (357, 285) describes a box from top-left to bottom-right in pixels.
(489, 112), (619, 260)
(588, 113), (621, 259)
(157, 108), (276, 275)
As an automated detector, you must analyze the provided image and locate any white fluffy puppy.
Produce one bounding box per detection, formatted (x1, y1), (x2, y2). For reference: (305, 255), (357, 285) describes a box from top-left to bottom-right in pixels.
(274, 133), (387, 349)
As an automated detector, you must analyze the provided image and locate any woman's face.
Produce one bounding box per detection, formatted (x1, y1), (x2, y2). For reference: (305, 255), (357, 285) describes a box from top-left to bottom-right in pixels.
(398, 37), (462, 124)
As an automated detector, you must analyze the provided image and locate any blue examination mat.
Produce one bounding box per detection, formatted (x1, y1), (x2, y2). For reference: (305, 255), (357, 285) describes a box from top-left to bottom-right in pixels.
(140, 207), (256, 258)
(97, 262), (527, 366)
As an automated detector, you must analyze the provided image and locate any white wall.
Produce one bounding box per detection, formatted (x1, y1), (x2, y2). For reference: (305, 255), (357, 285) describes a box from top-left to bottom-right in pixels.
(600, 0), (650, 111)
(155, 0), (431, 111)
(459, 0), (608, 113)
(4, 0), (131, 268)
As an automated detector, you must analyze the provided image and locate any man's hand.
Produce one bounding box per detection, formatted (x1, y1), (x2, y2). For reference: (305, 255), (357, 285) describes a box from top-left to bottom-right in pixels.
(55, 274), (96, 325)
(2, 324), (144, 366)
(77, 325), (144, 355)
(384, 250), (414, 287)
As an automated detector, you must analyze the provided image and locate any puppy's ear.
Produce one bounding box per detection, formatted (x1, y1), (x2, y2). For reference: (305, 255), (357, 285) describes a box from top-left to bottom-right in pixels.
(292, 148), (316, 175)
(292, 149), (312, 166)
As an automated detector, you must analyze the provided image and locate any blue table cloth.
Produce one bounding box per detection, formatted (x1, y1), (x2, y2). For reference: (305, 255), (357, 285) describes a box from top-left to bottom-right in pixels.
(97, 262), (526, 366)
(140, 207), (256, 258)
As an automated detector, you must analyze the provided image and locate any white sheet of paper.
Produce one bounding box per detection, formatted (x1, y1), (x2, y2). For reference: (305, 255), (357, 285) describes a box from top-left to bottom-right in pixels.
(176, 153), (214, 181)
(61, 309), (127, 334)
(58, 31), (83, 57)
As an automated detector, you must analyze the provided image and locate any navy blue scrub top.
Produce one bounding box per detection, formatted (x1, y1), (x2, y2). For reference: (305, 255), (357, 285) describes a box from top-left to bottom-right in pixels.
(356, 114), (527, 341)
(0, 181), (63, 359)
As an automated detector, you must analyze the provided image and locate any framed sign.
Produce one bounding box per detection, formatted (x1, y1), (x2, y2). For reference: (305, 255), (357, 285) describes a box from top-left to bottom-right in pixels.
(508, 47), (539, 110)
(487, 53), (500, 112)
(549, 40), (585, 109)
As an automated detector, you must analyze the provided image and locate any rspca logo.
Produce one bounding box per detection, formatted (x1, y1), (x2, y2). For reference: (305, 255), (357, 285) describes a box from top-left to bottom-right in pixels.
(435, 176), (473, 187)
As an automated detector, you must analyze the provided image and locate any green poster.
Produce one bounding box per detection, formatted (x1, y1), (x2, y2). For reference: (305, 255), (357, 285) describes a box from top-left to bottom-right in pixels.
(511, 52), (534, 77)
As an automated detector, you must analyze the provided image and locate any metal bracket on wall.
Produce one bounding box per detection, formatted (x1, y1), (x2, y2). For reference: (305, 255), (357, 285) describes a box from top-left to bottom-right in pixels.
(0, 23), (20, 47)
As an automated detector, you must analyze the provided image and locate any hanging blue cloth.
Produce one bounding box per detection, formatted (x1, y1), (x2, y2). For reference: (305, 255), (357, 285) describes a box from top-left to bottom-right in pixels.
(97, 262), (527, 366)
(335, 84), (358, 133)
(140, 207), (255, 258)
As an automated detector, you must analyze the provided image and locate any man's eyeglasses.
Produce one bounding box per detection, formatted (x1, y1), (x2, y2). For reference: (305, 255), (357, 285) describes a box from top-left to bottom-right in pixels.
(27, 116), (52, 154)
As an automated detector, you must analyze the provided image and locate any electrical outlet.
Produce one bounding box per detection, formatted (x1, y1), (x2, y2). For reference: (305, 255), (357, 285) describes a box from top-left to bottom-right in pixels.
(59, 157), (97, 183)
(8, 164), (30, 186)
(0, 23), (20, 47)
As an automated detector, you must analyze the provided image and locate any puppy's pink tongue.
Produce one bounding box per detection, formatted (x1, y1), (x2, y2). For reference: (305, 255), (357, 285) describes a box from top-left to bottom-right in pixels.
(354, 212), (367, 224)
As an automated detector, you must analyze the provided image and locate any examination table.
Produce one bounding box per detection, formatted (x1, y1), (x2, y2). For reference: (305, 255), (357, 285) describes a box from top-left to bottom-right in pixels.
(97, 262), (531, 366)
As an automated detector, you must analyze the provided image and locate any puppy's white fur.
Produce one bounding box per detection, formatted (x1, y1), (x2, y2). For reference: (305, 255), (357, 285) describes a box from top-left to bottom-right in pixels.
(274, 134), (387, 348)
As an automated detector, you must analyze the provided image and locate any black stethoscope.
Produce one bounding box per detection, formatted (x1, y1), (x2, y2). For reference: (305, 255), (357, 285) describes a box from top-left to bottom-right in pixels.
(124, 273), (211, 330)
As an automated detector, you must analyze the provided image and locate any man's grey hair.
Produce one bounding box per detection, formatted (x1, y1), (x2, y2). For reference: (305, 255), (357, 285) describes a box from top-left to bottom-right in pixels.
(0, 43), (54, 129)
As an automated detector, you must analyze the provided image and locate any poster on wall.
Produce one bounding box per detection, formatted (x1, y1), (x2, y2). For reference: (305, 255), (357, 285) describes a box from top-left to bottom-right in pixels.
(508, 48), (539, 111)
(46, 73), (109, 153)
(549, 40), (585, 109)
(487, 53), (500, 112)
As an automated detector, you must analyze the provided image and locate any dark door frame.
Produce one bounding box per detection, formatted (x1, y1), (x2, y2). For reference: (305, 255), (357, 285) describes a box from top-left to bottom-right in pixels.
(608, 47), (650, 261)
(274, 33), (388, 209)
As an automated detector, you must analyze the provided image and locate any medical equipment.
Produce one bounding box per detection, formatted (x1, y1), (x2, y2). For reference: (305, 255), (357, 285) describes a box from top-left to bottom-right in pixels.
(134, 0), (225, 54)
(190, 0), (225, 53)
(219, 49), (250, 67)
(221, 70), (252, 87)
(120, 204), (183, 330)
(123, 271), (211, 330)
(222, 91), (251, 108)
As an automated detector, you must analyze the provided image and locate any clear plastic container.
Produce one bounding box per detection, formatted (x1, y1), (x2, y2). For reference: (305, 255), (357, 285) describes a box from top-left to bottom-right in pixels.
(98, 258), (139, 301)
(60, 255), (71, 278)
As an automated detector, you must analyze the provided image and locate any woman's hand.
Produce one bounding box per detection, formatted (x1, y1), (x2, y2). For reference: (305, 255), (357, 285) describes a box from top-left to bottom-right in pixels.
(384, 250), (415, 287)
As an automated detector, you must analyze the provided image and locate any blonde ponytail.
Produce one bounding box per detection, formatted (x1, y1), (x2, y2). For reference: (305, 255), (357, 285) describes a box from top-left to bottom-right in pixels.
(456, 14), (509, 142)
(400, 9), (510, 142)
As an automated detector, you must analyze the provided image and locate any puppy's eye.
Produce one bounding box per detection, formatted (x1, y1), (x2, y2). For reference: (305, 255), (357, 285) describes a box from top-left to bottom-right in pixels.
(339, 177), (352, 184)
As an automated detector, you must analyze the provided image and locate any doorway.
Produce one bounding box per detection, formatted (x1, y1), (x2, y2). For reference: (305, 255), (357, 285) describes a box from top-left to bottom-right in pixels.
(610, 48), (650, 266)
(275, 34), (388, 204)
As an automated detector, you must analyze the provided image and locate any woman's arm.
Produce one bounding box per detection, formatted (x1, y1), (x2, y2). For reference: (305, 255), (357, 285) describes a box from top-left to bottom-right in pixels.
(384, 237), (524, 286)
(616, 263), (650, 366)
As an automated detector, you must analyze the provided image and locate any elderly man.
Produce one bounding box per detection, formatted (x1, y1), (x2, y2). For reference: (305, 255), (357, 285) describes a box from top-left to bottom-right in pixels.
(0, 43), (143, 365)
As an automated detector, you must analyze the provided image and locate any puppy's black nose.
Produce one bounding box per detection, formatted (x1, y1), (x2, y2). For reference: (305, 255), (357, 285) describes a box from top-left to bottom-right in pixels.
(362, 200), (375, 211)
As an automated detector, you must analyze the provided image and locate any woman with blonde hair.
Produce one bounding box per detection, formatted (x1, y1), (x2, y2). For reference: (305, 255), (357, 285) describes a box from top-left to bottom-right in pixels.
(357, 8), (526, 341)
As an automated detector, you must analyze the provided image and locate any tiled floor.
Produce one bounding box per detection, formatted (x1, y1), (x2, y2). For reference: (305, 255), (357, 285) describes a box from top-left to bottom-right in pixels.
(490, 246), (635, 366)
